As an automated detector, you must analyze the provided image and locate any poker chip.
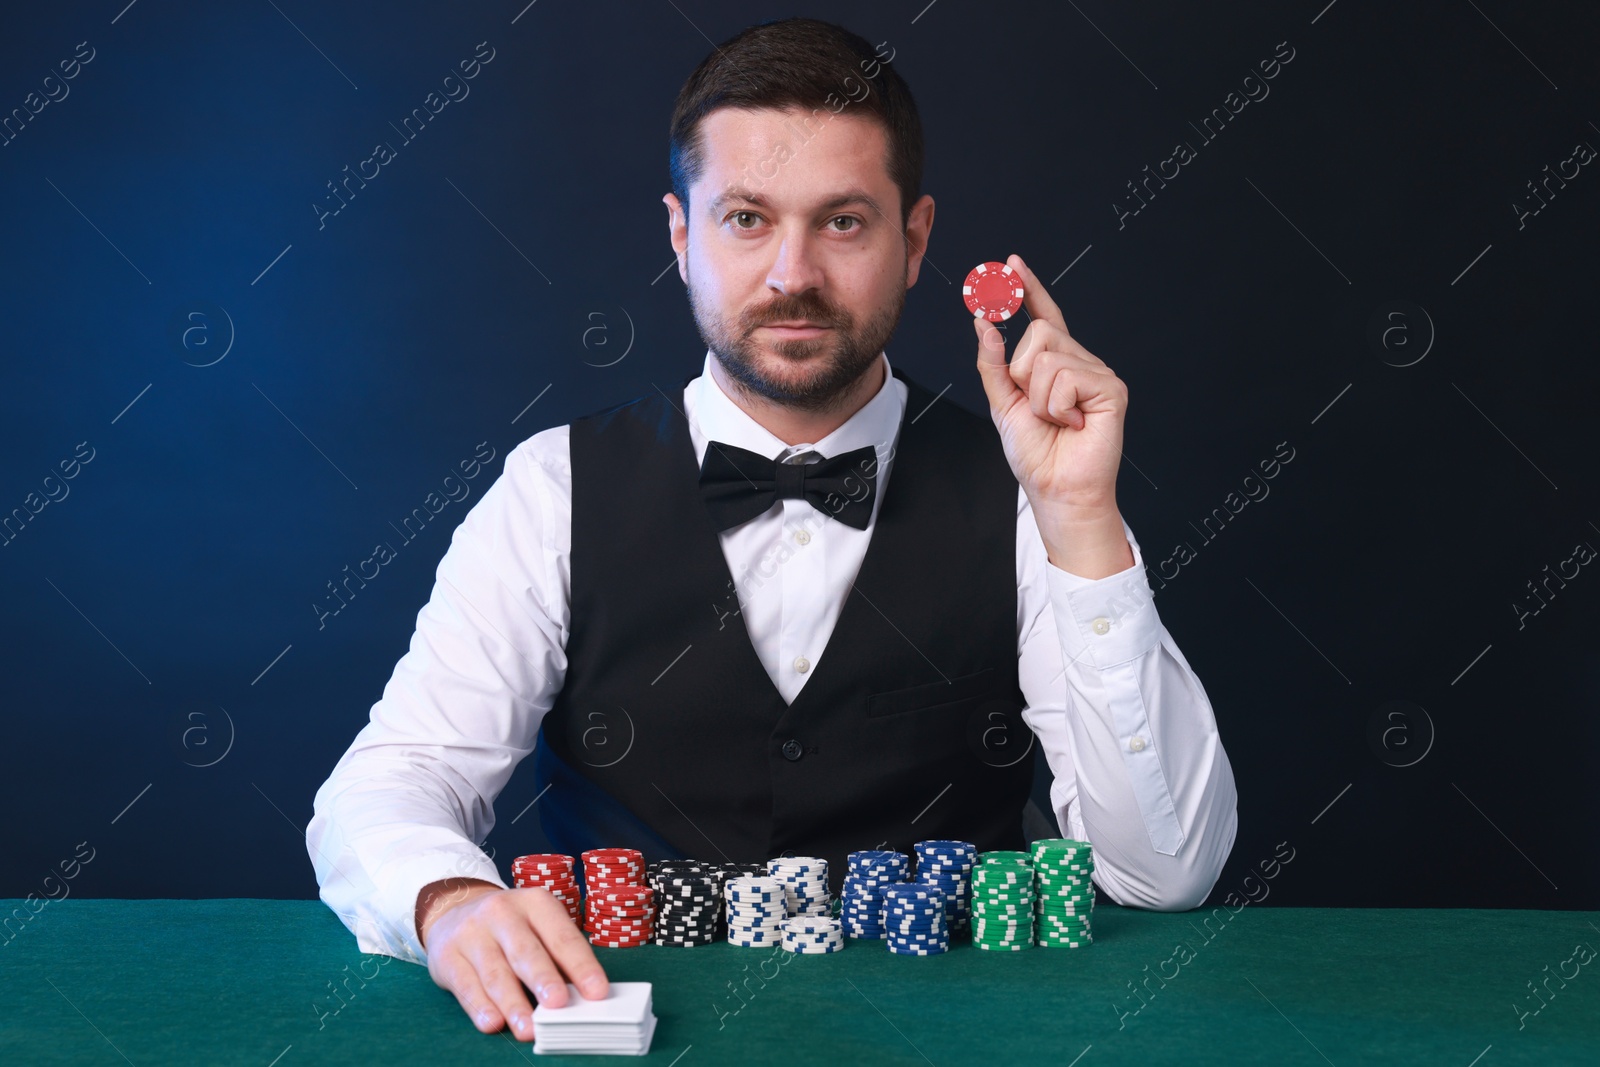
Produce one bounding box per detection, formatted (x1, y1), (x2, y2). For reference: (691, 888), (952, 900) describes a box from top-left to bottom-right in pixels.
(725, 876), (786, 947)
(766, 857), (832, 917)
(518, 839), (1092, 956)
(914, 840), (977, 935)
(839, 850), (910, 940)
(643, 857), (732, 953)
(646, 861), (724, 947)
(581, 848), (651, 947)
(971, 851), (1035, 951)
(1030, 838), (1095, 948)
(781, 916), (845, 954)
(512, 853), (582, 923)
(963, 261), (1025, 322)
(883, 884), (949, 955)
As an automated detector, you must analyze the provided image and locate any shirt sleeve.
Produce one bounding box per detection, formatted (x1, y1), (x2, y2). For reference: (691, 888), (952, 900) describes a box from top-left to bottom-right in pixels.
(306, 429), (574, 962)
(1015, 485), (1238, 911)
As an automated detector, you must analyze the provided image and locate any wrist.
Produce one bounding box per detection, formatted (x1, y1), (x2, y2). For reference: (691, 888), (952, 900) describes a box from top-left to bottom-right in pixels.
(416, 877), (502, 948)
(1033, 500), (1132, 580)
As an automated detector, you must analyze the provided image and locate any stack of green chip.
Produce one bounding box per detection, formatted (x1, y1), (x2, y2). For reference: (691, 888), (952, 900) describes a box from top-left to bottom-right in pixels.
(970, 851), (1034, 951)
(1030, 838), (1094, 948)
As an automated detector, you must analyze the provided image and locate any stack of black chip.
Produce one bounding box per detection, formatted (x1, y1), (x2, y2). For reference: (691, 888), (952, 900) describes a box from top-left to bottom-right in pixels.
(646, 860), (722, 947)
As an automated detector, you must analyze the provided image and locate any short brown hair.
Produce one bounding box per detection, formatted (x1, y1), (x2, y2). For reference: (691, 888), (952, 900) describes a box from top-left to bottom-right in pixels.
(668, 18), (923, 230)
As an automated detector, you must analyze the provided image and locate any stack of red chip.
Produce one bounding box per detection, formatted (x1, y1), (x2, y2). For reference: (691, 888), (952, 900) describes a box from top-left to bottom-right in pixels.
(512, 854), (581, 922)
(581, 848), (652, 948)
(583, 884), (655, 948)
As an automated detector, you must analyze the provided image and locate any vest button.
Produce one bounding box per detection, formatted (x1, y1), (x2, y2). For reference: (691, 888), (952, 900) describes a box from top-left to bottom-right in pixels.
(781, 739), (804, 761)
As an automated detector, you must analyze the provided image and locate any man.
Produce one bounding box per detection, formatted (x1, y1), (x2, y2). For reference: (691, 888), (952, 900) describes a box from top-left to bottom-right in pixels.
(308, 17), (1237, 1042)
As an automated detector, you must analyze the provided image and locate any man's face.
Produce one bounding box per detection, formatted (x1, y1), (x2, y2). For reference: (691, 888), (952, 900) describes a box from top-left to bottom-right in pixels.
(664, 106), (935, 412)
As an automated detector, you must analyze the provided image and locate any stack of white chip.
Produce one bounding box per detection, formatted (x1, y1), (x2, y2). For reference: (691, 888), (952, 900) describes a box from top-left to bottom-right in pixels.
(766, 856), (831, 917)
(780, 915), (845, 954)
(724, 875), (786, 947)
(531, 981), (657, 1056)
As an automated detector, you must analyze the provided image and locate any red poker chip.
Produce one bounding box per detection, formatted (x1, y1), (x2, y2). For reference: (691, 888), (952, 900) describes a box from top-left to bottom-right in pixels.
(963, 261), (1025, 322)
(593, 888), (652, 903)
(583, 849), (643, 862)
(586, 929), (652, 941)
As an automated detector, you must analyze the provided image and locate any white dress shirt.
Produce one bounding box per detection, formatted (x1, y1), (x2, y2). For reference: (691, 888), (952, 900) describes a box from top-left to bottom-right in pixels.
(307, 350), (1238, 963)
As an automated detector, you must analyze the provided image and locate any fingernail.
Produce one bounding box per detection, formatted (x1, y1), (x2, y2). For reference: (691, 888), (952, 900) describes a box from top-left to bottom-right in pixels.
(510, 1012), (530, 1033)
(476, 1009), (494, 1027)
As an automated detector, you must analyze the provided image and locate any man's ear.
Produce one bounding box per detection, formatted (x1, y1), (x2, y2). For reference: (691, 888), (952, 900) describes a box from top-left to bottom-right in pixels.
(663, 193), (689, 284)
(904, 193), (935, 289)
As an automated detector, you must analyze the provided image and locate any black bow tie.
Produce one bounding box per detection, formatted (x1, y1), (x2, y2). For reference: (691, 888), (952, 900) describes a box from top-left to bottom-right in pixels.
(698, 441), (879, 532)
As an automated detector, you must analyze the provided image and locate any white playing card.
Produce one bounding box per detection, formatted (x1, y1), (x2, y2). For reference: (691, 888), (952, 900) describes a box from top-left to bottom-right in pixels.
(532, 982), (656, 1056)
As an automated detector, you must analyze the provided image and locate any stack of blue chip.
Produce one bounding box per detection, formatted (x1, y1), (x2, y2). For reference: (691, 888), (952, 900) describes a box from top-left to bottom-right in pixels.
(913, 839), (977, 935)
(882, 884), (948, 955)
(839, 850), (910, 939)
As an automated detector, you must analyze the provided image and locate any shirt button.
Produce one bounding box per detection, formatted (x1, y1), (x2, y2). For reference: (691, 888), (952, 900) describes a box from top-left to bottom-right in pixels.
(794, 656), (810, 673)
(1129, 736), (1146, 752)
(1091, 617), (1111, 635)
(782, 739), (804, 761)
(794, 529), (811, 545)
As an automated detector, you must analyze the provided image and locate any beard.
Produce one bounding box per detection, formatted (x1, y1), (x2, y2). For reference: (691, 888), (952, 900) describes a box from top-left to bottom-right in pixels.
(687, 261), (907, 414)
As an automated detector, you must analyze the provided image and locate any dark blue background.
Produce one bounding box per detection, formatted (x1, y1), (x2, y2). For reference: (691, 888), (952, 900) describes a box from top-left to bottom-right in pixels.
(2, 0), (1596, 910)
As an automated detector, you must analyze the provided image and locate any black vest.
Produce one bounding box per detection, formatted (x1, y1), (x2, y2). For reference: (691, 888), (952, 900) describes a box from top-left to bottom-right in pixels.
(535, 363), (1034, 889)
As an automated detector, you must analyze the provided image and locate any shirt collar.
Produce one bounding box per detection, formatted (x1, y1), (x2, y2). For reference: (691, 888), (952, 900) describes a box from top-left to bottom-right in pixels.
(687, 349), (904, 465)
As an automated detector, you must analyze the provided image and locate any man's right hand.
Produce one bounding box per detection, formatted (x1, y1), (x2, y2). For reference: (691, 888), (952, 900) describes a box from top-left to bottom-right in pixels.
(416, 877), (610, 1041)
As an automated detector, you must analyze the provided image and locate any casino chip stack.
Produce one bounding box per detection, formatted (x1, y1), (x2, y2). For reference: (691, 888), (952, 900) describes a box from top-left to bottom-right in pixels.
(781, 916), (845, 954)
(581, 849), (652, 948)
(882, 884), (948, 955)
(646, 861), (721, 947)
(512, 854), (581, 923)
(839, 850), (910, 940)
(970, 851), (1035, 951)
(766, 857), (831, 918)
(1031, 838), (1094, 948)
(913, 840), (976, 936)
(724, 876), (786, 947)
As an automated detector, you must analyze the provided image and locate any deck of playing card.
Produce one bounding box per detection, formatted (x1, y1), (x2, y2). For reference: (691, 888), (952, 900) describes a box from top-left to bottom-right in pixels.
(531, 981), (657, 1056)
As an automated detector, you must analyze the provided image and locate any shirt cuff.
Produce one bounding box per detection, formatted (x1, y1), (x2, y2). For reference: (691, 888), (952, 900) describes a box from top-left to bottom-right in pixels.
(1047, 530), (1162, 671)
(374, 846), (509, 964)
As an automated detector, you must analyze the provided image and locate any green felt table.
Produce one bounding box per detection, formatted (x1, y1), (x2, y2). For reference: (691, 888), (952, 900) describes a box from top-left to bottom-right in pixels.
(2, 900), (1596, 1065)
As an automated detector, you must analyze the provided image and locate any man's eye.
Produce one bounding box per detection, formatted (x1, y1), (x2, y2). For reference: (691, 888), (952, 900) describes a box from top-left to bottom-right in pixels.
(732, 211), (760, 228)
(829, 216), (859, 232)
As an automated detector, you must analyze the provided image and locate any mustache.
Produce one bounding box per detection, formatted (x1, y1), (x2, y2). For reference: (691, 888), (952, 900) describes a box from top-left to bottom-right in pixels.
(743, 297), (848, 330)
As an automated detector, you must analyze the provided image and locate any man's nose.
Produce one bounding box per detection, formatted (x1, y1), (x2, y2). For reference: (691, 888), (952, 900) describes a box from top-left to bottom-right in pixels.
(764, 228), (825, 296)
